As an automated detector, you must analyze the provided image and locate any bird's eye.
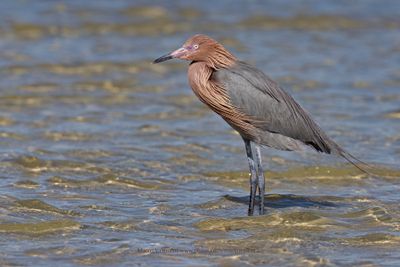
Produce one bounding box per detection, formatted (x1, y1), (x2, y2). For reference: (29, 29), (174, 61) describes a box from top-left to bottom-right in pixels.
(193, 44), (199, 49)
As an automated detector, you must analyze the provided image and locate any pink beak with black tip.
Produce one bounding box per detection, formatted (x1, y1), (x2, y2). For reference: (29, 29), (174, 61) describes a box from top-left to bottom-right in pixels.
(153, 47), (188, 64)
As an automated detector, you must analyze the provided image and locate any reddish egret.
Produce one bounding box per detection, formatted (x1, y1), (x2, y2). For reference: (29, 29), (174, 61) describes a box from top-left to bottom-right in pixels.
(154, 34), (366, 216)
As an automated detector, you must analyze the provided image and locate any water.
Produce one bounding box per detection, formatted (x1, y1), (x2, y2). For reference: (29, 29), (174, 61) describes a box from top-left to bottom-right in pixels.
(0, 0), (399, 266)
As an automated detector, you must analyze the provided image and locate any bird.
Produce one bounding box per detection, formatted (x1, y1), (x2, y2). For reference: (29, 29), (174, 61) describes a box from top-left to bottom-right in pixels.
(153, 34), (367, 216)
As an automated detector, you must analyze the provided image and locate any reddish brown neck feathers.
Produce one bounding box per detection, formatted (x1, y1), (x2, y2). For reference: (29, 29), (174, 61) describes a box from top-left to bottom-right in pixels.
(187, 45), (256, 140)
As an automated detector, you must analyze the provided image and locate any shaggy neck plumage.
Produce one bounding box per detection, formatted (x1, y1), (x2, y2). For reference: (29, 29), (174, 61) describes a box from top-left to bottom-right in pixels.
(206, 44), (236, 70)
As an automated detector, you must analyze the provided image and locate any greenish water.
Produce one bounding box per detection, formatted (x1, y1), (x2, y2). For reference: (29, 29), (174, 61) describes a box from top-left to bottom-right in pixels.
(0, 1), (399, 266)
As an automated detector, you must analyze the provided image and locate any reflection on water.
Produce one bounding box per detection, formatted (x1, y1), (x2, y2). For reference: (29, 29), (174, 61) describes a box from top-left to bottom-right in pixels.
(0, 0), (399, 266)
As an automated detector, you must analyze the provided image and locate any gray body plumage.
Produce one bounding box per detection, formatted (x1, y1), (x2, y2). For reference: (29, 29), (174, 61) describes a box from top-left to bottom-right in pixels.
(212, 61), (343, 154)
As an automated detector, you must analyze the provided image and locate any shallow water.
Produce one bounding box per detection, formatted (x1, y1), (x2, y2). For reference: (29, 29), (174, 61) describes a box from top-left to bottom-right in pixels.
(0, 0), (399, 266)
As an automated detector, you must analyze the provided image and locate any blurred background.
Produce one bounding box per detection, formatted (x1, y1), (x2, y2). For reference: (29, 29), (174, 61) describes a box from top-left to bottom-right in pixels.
(0, 0), (399, 266)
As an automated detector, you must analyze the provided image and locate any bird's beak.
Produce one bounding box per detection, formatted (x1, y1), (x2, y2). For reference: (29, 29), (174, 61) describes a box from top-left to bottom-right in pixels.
(153, 47), (188, 64)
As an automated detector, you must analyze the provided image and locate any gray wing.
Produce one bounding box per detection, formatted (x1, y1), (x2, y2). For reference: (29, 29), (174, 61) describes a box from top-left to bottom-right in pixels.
(213, 61), (340, 154)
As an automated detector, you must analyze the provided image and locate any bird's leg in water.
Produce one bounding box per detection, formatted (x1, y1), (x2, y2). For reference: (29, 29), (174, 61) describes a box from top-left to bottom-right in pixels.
(255, 144), (265, 215)
(244, 139), (258, 216)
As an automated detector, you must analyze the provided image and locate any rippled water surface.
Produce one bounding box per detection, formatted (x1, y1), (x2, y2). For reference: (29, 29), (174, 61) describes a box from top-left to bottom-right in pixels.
(0, 1), (399, 266)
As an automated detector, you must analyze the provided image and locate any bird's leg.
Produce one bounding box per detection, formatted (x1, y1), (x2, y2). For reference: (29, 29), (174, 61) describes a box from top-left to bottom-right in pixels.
(255, 144), (265, 215)
(244, 139), (258, 216)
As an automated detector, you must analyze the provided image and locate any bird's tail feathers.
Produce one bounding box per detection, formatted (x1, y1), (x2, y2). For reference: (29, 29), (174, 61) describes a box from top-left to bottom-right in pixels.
(334, 147), (374, 176)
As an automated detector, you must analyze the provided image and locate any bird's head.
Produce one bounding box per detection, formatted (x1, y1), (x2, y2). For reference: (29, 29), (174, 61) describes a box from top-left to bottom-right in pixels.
(154, 34), (236, 69)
